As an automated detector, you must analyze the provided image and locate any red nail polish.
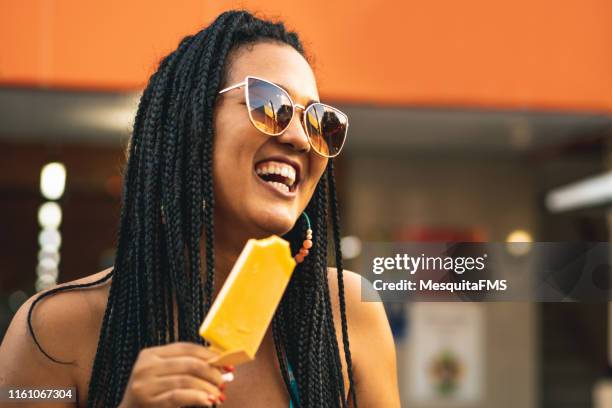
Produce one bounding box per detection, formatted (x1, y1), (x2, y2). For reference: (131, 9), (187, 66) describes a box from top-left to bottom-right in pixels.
(219, 393), (226, 402)
(223, 365), (236, 372)
(220, 382), (226, 391)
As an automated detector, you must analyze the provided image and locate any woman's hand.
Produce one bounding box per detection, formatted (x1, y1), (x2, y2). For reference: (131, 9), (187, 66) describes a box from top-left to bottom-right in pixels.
(119, 342), (233, 408)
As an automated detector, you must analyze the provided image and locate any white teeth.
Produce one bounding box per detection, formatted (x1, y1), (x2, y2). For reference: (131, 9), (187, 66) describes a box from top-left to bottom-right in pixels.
(255, 161), (297, 187)
(266, 180), (290, 194)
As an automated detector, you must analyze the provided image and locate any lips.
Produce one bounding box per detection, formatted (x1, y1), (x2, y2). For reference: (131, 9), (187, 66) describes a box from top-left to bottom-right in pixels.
(254, 158), (301, 195)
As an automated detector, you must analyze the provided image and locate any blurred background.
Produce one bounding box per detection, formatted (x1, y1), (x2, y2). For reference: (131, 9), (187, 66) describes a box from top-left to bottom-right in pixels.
(1, 1), (612, 407)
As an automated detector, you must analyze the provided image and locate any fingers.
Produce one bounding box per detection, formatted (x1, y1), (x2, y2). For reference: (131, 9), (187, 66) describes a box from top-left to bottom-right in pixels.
(151, 342), (220, 361)
(149, 375), (222, 399)
(150, 388), (217, 408)
(152, 356), (225, 386)
(123, 342), (235, 408)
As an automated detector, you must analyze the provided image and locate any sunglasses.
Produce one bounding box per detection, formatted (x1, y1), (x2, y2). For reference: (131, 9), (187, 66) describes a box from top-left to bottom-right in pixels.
(218, 76), (348, 158)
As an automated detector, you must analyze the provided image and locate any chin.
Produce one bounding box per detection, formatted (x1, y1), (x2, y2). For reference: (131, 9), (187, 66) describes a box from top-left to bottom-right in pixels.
(253, 209), (297, 237)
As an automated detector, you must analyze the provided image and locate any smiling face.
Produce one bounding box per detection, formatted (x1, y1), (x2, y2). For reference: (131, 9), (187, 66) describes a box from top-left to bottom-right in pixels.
(212, 42), (328, 241)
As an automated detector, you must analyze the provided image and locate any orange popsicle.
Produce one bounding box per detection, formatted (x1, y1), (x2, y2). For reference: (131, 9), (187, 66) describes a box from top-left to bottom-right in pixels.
(199, 235), (296, 366)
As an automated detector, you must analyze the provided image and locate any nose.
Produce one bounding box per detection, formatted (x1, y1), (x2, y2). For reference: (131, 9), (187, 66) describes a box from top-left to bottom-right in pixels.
(275, 106), (311, 153)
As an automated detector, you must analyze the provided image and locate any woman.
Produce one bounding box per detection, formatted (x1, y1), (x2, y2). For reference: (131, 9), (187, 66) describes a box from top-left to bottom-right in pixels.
(0, 10), (399, 408)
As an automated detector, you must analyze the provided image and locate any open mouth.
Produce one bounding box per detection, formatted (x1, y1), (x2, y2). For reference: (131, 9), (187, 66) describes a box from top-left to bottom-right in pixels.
(254, 160), (298, 195)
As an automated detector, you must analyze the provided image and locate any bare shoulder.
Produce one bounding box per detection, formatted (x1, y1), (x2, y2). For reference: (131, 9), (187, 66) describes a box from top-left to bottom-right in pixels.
(327, 267), (401, 407)
(326, 267), (362, 297)
(326, 267), (384, 329)
(0, 268), (113, 390)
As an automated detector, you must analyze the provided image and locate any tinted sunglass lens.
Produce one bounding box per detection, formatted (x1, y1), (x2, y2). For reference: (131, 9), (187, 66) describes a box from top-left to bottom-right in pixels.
(304, 104), (347, 157)
(247, 77), (293, 134)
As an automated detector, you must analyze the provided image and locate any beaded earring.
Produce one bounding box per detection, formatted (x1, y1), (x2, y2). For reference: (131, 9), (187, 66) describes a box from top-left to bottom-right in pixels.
(294, 212), (313, 264)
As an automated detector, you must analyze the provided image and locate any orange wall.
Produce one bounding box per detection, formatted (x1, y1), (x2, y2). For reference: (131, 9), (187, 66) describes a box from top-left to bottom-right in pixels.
(1, 0), (611, 112)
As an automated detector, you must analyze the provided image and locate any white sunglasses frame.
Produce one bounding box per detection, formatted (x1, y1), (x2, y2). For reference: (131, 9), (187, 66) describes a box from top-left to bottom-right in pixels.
(218, 75), (348, 158)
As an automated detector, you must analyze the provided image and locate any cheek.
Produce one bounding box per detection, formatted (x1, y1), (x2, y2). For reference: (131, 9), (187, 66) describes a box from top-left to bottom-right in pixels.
(212, 106), (255, 171)
(211, 108), (270, 211)
(212, 113), (250, 203)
